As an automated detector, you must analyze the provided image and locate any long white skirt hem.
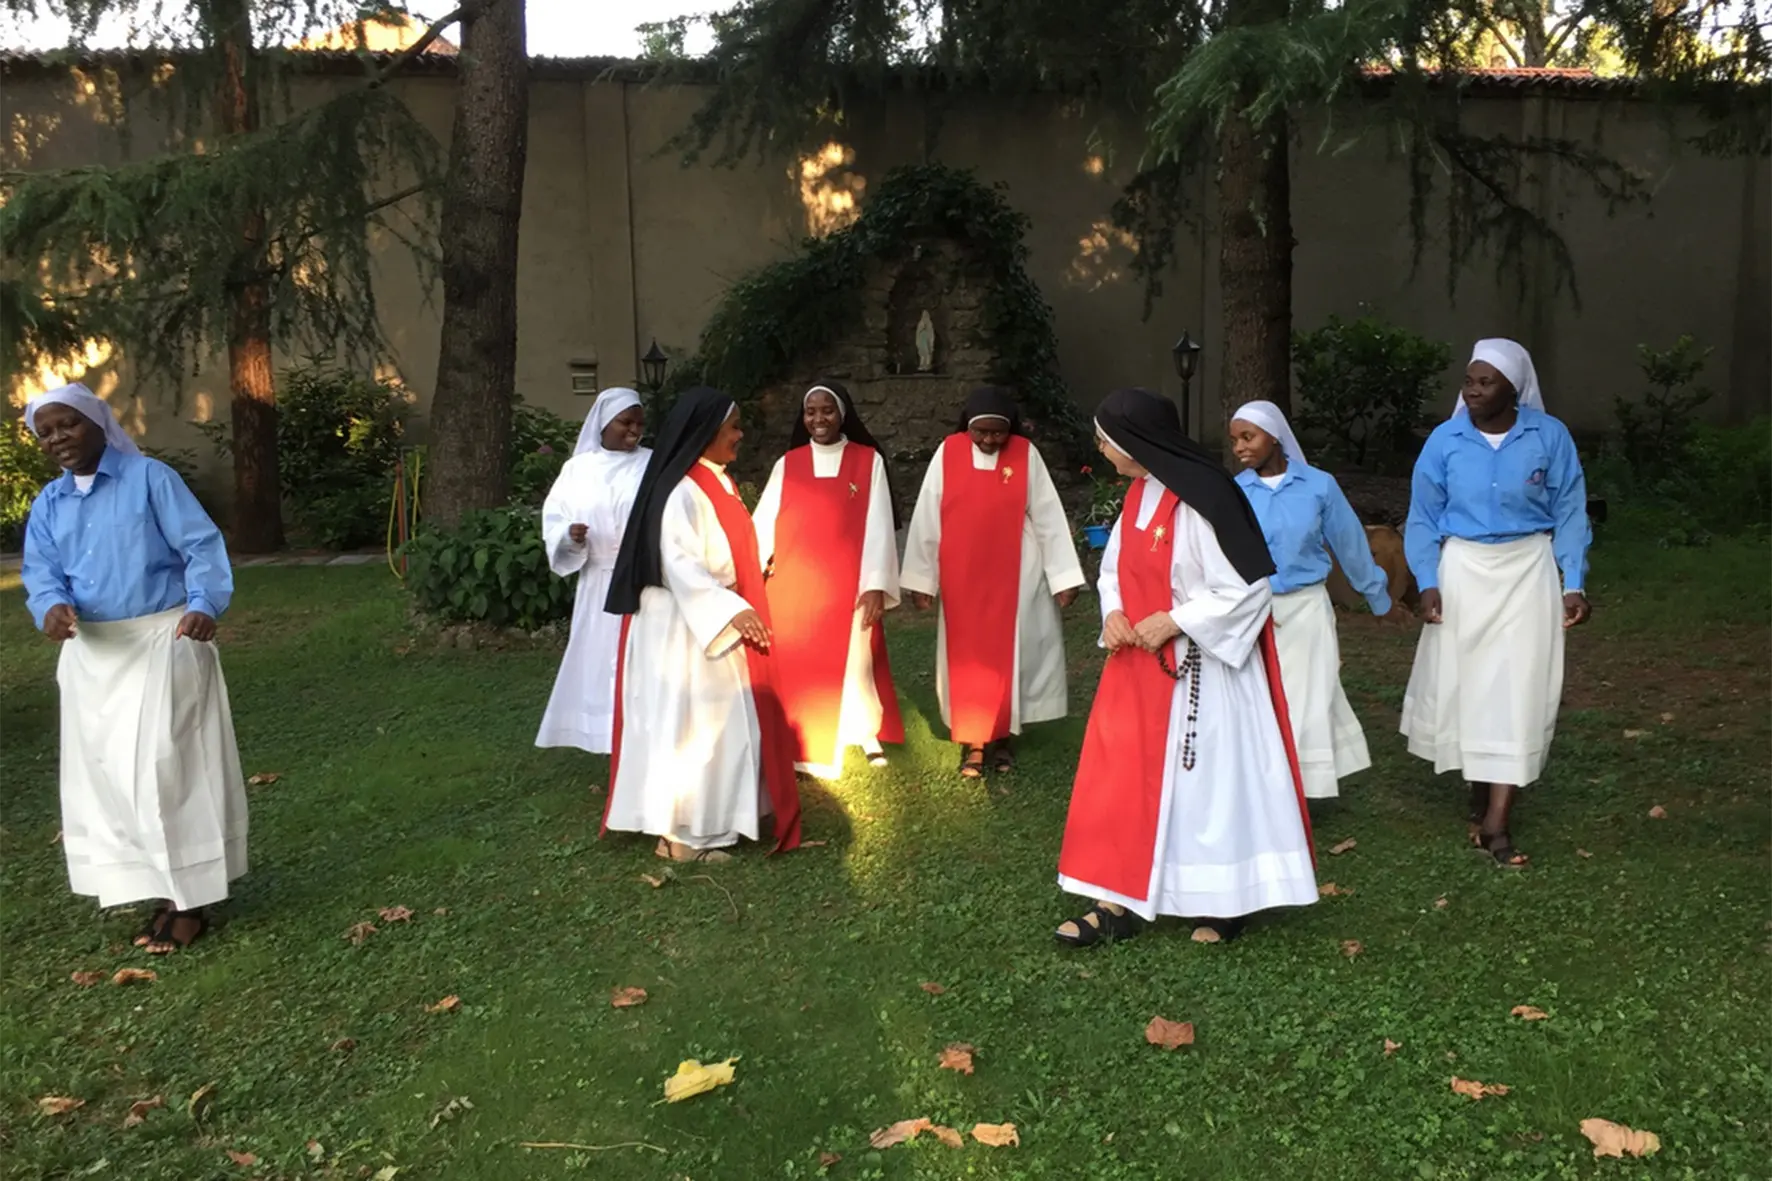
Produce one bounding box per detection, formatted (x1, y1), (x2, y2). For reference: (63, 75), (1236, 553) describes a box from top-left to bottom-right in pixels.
(1272, 584), (1371, 800)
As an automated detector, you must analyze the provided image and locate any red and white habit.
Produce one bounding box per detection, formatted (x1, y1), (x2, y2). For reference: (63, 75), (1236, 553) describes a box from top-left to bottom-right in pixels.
(752, 437), (904, 778)
(1057, 473), (1316, 920)
(899, 433), (1084, 744)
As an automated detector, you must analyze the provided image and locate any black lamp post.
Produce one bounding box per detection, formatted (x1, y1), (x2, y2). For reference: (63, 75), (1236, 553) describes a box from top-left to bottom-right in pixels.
(1171, 331), (1203, 439)
(640, 339), (668, 394)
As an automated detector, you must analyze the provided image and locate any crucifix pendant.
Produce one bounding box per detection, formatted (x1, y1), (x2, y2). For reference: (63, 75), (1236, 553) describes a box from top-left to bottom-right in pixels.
(1150, 523), (1167, 551)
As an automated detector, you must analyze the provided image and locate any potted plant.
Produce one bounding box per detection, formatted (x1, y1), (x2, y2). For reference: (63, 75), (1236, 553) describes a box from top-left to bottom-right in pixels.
(1079, 465), (1129, 550)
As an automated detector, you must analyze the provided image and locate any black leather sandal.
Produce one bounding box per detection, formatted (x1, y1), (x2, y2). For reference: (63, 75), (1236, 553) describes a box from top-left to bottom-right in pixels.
(132, 905), (173, 948)
(1054, 903), (1143, 948)
(959, 746), (985, 779)
(1479, 830), (1529, 869)
(144, 909), (208, 954)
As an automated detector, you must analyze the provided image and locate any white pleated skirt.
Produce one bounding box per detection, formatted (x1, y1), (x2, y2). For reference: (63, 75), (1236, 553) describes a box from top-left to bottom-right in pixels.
(1271, 584), (1370, 799)
(1400, 535), (1564, 786)
(57, 608), (249, 910)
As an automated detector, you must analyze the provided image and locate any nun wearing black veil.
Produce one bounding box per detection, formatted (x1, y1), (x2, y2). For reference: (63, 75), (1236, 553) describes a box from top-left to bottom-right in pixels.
(600, 388), (802, 861)
(1055, 389), (1316, 947)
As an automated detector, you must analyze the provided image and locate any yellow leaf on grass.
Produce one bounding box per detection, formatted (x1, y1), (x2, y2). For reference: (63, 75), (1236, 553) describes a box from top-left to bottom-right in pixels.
(1383, 1039), (1402, 1057)
(610, 986), (648, 1009)
(919, 981), (947, 995)
(870, 1118), (932, 1149)
(1511, 1005), (1550, 1021)
(1434, 897), (1450, 910)
(930, 1124), (964, 1148)
(1623, 729), (1645, 739)
(426, 995), (461, 1014)
(1450, 1076), (1510, 1100)
(1319, 882), (1354, 897)
(344, 921), (377, 946)
(378, 906), (414, 923)
(188, 1082), (217, 1120)
(1341, 940), (1364, 958)
(247, 772), (280, 787)
(111, 968), (156, 986)
(1580, 1118), (1661, 1159)
(1144, 1017), (1194, 1050)
(37, 1096), (85, 1116)
(937, 1043), (976, 1074)
(226, 1150), (258, 1167)
(1328, 838), (1357, 855)
(818, 1151), (842, 1167)
(1576, 848), (1594, 859)
(122, 1095), (164, 1128)
(972, 1122), (1021, 1147)
(639, 873), (667, 888)
(1648, 805), (1668, 819)
(662, 1057), (737, 1103)
(70, 970), (104, 987)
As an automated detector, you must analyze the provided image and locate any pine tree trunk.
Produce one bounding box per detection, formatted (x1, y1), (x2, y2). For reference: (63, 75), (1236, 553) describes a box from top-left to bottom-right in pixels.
(213, 0), (283, 552)
(425, 0), (529, 528)
(1216, 0), (1295, 426)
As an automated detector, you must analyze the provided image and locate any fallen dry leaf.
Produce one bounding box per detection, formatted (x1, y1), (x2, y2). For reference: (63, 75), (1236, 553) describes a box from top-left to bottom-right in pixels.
(344, 921), (377, 946)
(1576, 848), (1594, 859)
(433, 907), (450, 916)
(37, 1095), (85, 1116)
(1383, 1039), (1402, 1057)
(1144, 1016), (1195, 1050)
(937, 1043), (976, 1075)
(919, 981), (947, 996)
(50, 828), (62, 844)
(639, 873), (667, 888)
(1659, 712), (1674, 723)
(870, 1118), (933, 1149)
(930, 1124), (964, 1149)
(111, 968), (156, 986)
(802, 839), (829, 847)
(972, 1122), (1020, 1147)
(1329, 838), (1358, 855)
(226, 1150), (258, 1167)
(1648, 805), (1668, 819)
(378, 906), (414, 923)
(818, 1150), (842, 1167)
(1341, 940), (1364, 958)
(122, 1095), (164, 1128)
(425, 995), (461, 1014)
(1511, 1005), (1550, 1021)
(1580, 1117), (1661, 1159)
(247, 772), (280, 787)
(1434, 896), (1450, 910)
(428, 1095), (474, 1129)
(1319, 882), (1354, 897)
(329, 1037), (356, 1053)
(610, 986), (648, 1009)
(1450, 1076), (1511, 1100)
(70, 970), (104, 987)
(662, 1058), (737, 1103)
(1623, 729), (1645, 739)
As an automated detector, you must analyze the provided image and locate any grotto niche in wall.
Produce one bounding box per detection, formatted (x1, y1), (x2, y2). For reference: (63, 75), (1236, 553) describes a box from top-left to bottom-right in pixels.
(662, 164), (1086, 516)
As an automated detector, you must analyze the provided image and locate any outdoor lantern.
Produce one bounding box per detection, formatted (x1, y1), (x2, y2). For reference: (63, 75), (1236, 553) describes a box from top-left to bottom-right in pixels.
(641, 340), (668, 392)
(569, 354), (599, 396)
(1171, 331), (1202, 383)
(1172, 331), (1203, 439)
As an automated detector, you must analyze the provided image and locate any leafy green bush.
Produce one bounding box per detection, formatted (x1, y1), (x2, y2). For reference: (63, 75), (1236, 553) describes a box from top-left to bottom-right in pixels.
(507, 397), (580, 508)
(1613, 336), (1711, 483)
(1293, 313), (1452, 470)
(401, 506), (571, 630)
(0, 414), (57, 551)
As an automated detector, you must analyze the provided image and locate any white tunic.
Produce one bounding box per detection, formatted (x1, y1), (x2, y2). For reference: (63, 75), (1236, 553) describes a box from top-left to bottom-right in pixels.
(604, 462), (769, 850)
(1058, 478), (1317, 920)
(59, 608), (249, 911)
(535, 446), (651, 753)
(751, 438), (901, 778)
(899, 440), (1086, 735)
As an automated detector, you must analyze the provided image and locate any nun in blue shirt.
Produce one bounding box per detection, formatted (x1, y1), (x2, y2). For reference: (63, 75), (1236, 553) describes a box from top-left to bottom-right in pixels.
(1400, 339), (1592, 869)
(21, 384), (248, 953)
(1229, 400), (1403, 801)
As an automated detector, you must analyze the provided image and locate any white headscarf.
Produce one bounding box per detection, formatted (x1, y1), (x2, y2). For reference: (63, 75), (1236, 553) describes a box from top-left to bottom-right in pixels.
(572, 387), (643, 457)
(1455, 338), (1544, 416)
(24, 383), (142, 457)
(1229, 399), (1307, 467)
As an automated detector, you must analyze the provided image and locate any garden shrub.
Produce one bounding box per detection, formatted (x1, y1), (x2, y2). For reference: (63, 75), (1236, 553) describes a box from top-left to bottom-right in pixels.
(507, 397), (580, 508)
(401, 505), (571, 630)
(1293, 313), (1451, 471)
(1613, 336), (1711, 482)
(0, 413), (57, 551)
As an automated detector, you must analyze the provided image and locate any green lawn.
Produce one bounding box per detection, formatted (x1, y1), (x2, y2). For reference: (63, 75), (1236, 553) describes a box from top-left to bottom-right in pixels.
(1, 530), (1767, 1180)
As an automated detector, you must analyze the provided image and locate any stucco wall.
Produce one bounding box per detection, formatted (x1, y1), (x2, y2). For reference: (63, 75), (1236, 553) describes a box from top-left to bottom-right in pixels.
(4, 61), (1766, 500)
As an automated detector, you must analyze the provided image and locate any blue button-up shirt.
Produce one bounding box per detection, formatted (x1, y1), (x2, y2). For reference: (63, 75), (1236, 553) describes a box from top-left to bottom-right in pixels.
(22, 446), (233, 631)
(1236, 464), (1393, 616)
(1404, 406), (1590, 592)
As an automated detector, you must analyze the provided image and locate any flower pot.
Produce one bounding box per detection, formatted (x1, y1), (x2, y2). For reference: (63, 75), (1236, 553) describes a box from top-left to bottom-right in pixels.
(1083, 524), (1112, 550)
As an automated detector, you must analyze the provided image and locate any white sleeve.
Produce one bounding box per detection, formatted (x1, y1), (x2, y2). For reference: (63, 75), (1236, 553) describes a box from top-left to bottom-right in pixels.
(660, 484), (754, 657)
(898, 454), (943, 598)
(751, 458), (787, 567)
(1025, 445), (1086, 595)
(860, 451), (901, 604)
(1169, 502), (1272, 669)
(1095, 517), (1125, 647)
(541, 461), (588, 577)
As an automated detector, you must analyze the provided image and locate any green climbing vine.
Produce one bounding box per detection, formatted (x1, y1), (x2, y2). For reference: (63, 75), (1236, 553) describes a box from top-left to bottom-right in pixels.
(660, 163), (1088, 451)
